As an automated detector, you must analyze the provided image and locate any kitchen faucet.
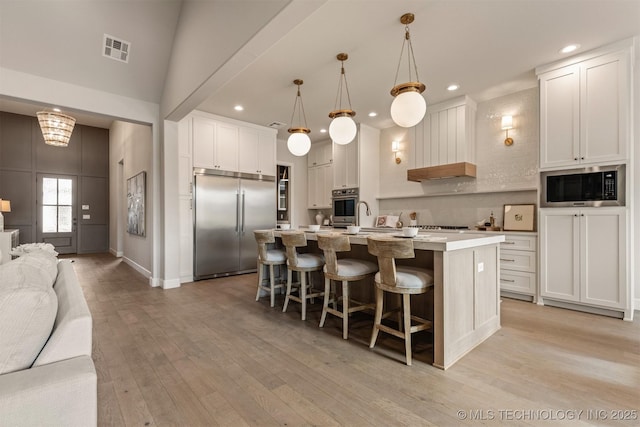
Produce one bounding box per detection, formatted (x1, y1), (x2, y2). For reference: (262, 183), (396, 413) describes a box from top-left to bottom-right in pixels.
(355, 200), (370, 226)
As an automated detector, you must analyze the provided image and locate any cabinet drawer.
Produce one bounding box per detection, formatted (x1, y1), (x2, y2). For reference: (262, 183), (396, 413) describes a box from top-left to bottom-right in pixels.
(500, 249), (536, 273)
(501, 234), (537, 251)
(500, 270), (536, 295)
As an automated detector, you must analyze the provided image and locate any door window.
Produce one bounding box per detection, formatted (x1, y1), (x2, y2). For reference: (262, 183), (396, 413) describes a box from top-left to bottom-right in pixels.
(42, 177), (73, 233)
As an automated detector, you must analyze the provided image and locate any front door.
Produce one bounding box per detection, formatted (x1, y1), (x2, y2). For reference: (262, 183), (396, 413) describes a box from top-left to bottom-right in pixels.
(37, 174), (77, 254)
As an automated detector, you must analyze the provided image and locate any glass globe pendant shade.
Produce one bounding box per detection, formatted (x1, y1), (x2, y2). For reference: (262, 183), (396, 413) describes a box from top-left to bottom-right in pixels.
(287, 132), (311, 156)
(390, 90), (426, 128)
(329, 115), (357, 145)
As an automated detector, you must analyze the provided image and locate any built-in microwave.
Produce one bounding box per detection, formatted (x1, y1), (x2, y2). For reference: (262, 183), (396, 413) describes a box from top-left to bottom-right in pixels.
(540, 164), (625, 207)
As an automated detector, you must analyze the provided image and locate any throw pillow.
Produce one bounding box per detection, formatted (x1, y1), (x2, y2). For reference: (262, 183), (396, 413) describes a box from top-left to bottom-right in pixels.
(0, 252), (59, 374)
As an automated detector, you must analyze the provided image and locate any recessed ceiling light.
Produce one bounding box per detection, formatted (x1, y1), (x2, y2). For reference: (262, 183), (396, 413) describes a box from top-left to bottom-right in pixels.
(447, 84), (460, 91)
(53, 107), (61, 112)
(368, 112), (377, 117)
(560, 44), (580, 54)
(320, 128), (327, 133)
(234, 105), (244, 111)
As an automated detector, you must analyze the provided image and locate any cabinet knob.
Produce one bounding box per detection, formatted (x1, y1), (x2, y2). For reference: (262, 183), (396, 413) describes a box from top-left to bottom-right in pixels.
(581, 157), (584, 160)
(574, 214), (578, 217)
(574, 157), (578, 161)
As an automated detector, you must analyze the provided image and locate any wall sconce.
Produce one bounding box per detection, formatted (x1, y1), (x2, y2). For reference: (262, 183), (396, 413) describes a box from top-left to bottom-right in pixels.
(392, 140), (401, 164)
(501, 115), (514, 146)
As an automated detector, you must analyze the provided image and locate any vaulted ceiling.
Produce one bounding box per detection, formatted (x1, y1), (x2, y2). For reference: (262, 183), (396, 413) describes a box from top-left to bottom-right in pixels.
(1, 0), (639, 141)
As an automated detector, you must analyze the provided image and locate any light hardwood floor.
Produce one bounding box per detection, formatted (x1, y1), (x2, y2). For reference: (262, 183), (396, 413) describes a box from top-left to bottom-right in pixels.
(70, 253), (639, 426)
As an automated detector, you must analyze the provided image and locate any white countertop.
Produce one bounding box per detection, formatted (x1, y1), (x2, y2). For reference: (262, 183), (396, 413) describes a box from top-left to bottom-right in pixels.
(274, 227), (505, 252)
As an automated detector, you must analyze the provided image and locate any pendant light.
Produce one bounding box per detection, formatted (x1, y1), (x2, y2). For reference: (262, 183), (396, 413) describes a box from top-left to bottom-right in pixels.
(329, 53), (357, 145)
(287, 79), (311, 156)
(36, 110), (76, 147)
(389, 13), (426, 128)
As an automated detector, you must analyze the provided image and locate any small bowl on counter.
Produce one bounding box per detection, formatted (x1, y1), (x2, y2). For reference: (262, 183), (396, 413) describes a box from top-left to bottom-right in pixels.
(308, 224), (321, 232)
(346, 225), (361, 234)
(402, 227), (419, 237)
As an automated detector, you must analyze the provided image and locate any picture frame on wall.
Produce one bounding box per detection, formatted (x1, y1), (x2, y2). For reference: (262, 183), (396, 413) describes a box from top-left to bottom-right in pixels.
(127, 171), (146, 236)
(503, 204), (535, 231)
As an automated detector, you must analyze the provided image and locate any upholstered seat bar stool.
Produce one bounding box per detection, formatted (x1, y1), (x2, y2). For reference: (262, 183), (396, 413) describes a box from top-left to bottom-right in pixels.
(281, 231), (325, 320)
(366, 236), (434, 365)
(317, 233), (378, 339)
(254, 230), (287, 307)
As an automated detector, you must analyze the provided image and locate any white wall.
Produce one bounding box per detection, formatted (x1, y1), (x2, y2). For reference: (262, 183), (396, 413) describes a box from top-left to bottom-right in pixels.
(633, 38), (639, 311)
(109, 121), (154, 280)
(379, 87), (539, 200)
(379, 88), (539, 227)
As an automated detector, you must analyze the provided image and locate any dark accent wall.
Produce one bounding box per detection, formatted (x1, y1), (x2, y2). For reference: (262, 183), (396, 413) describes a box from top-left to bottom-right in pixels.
(0, 111), (109, 253)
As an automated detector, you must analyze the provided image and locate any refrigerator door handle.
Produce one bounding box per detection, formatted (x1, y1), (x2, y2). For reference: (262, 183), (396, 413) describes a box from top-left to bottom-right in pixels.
(235, 192), (240, 233)
(241, 191), (246, 234)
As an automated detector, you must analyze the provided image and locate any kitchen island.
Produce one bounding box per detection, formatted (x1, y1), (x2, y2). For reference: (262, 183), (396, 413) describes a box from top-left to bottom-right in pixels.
(274, 228), (505, 369)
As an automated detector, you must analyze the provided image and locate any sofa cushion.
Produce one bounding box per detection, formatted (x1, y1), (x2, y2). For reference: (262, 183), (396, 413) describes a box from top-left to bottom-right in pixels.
(0, 252), (59, 375)
(33, 260), (92, 366)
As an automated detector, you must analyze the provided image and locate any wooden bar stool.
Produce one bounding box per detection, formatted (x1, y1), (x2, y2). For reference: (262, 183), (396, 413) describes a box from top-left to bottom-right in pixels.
(254, 230), (287, 307)
(281, 231), (325, 320)
(366, 236), (434, 365)
(317, 233), (377, 339)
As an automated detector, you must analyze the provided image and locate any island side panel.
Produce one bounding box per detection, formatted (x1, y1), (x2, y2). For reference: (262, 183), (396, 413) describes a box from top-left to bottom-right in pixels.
(433, 244), (501, 369)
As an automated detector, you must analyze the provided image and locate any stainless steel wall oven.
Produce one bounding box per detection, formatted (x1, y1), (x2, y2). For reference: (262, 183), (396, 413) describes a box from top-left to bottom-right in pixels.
(332, 187), (358, 227)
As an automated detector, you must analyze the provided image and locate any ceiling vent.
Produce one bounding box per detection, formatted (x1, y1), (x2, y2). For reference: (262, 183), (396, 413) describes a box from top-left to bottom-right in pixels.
(103, 34), (130, 63)
(267, 121), (287, 129)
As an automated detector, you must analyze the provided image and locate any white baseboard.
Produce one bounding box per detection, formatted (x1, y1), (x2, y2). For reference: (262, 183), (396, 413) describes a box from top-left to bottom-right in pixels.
(161, 278), (181, 289)
(180, 275), (194, 284)
(109, 247), (123, 258)
(123, 256), (152, 282)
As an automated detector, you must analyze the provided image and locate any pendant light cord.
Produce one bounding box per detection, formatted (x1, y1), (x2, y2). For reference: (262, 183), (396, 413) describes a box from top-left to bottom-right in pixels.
(393, 24), (421, 86)
(289, 83), (309, 129)
(334, 60), (353, 111)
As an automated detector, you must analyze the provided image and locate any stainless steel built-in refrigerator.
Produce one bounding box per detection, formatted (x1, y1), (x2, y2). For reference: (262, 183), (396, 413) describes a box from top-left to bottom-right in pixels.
(193, 170), (276, 280)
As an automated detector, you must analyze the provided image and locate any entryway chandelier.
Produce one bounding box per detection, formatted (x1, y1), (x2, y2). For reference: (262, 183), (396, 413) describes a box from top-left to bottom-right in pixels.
(389, 13), (427, 128)
(328, 53), (357, 145)
(36, 110), (76, 147)
(287, 79), (311, 156)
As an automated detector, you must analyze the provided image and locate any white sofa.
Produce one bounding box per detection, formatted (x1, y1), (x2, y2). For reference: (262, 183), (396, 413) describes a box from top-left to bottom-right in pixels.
(0, 251), (97, 426)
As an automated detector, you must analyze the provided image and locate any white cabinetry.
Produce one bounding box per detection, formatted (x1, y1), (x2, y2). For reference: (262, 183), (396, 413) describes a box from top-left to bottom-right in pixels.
(192, 116), (239, 171)
(192, 113), (276, 176)
(307, 141), (333, 209)
(500, 233), (537, 299)
(0, 229), (19, 264)
(538, 47), (630, 169)
(238, 127), (276, 176)
(540, 208), (627, 313)
(307, 164), (332, 209)
(333, 141), (358, 189)
(307, 141), (332, 167)
(416, 95), (476, 167)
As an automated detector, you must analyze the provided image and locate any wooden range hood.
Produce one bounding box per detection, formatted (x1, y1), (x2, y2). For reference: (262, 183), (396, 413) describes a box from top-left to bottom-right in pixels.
(407, 162), (477, 181)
